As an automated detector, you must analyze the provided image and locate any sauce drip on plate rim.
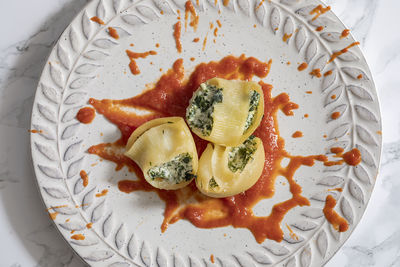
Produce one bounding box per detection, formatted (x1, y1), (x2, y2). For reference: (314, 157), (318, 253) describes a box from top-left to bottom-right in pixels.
(309, 4), (331, 21)
(323, 195), (349, 232)
(108, 27), (119, 39)
(79, 170), (89, 187)
(90, 16), (104, 25)
(328, 42), (360, 63)
(71, 234), (85, 240)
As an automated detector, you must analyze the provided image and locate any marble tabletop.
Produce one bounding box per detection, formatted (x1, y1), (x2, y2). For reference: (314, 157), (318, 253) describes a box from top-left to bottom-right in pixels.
(0, 0), (399, 266)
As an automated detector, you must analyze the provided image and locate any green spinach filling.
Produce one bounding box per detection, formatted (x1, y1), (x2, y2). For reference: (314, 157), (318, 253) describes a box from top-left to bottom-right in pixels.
(147, 153), (195, 184)
(186, 83), (223, 136)
(243, 90), (260, 133)
(228, 136), (258, 173)
(209, 177), (219, 189)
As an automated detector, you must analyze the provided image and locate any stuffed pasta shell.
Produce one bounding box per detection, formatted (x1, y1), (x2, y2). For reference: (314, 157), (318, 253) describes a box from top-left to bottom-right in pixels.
(196, 136), (265, 198)
(186, 78), (264, 147)
(125, 117), (198, 190)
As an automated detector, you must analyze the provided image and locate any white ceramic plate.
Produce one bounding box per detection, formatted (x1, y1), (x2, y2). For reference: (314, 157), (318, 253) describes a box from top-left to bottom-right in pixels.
(31, 0), (382, 266)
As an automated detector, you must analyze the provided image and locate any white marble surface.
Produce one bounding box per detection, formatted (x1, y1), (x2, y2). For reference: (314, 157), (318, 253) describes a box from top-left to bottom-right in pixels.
(0, 0), (399, 266)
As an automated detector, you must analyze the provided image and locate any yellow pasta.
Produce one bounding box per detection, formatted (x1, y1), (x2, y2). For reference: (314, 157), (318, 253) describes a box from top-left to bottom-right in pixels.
(125, 117), (198, 190)
(196, 136), (265, 198)
(186, 78), (264, 147)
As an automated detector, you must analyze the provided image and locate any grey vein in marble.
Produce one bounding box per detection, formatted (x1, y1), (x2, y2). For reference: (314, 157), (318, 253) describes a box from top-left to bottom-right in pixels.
(325, 0), (379, 47)
(26, 224), (78, 267)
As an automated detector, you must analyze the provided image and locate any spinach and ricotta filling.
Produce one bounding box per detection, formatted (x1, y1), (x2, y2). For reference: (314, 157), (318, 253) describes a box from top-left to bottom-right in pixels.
(228, 135), (258, 173)
(147, 153), (195, 184)
(186, 83), (223, 136)
(243, 90), (260, 133)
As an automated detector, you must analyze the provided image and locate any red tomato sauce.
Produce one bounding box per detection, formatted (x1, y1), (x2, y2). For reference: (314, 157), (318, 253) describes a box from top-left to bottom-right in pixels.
(49, 212), (58, 220)
(309, 5), (331, 21)
(292, 131), (303, 138)
(88, 55), (354, 243)
(173, 21), (182, 53)
(323, 147), (362, 167)
(71, 234), (85, 240)
(323, 195), (349, 232)
(76, 107), (95, 124)
(184, 1), (199, 32)
(90, 16), (104, 25)
(331, 111), (341, 119)
(108, 27), (119, 39)
(95, 189), (108, 197)
(80, 170), (89, 187)
(297, 62), (308, 71)
(309, 68), (322, 78)
(282, 33), (292, 42)
(328, 42), (360, 63)
(341, 29), (350, 39)
(126, 50), (157, 75)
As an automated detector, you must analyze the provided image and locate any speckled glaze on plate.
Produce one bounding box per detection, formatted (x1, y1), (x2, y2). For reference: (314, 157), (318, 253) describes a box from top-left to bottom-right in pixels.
(30, 0), (382, 266)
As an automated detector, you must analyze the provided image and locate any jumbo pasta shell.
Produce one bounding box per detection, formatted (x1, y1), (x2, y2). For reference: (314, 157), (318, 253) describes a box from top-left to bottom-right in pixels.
(125, 117), (198, 190)
(196, 136), (265, 198)
(186, 78), (264, 147)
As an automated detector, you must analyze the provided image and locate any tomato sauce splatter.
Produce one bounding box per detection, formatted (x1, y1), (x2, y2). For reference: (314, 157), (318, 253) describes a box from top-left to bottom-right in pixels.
(80, 170), (89, 187)
(331, 111), (341, 120)
(323, 195), (349, 232)
(108, 27), (119, 39)
(77, 107), (95, 124)
(71, 234), (85, 240)
(341, 29), (350, 39)
(310, 5), (331, 21)
(328, 42), (360, 63)
(173, 21), (182, 53)
(184, 1), (199, 32)
(126, 50), (157, 75)
(90, 16), (104, 25)
(283, 33), (292, 42)
(292, 131), (303, 138)
(297, 62), (308, 71)
(95, 189), (108, 197)
(309, 68), (322, 78)
(88, 55), (354, 243)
